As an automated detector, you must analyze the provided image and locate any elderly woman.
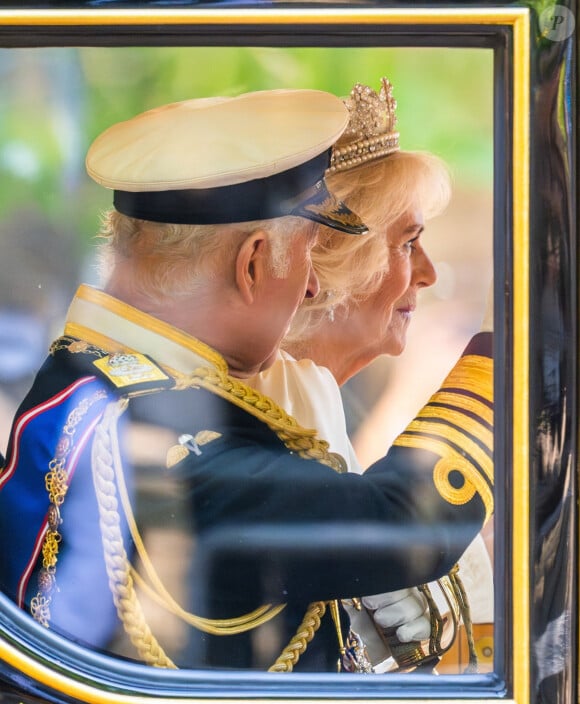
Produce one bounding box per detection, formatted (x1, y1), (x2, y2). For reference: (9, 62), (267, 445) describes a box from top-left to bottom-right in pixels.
(249, 79), (493, 673)
(287, 155), (445, 386)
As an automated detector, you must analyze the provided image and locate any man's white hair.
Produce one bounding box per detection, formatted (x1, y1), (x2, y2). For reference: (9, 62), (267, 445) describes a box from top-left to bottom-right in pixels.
(97, 210), (311, 302)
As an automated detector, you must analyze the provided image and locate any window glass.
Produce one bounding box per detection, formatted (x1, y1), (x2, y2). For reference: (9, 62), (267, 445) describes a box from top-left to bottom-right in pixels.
(0, 37), (499, 700)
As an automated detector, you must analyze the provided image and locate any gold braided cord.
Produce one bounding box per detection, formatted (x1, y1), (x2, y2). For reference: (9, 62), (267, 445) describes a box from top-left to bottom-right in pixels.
(88, 362), (348, 669)
(91, 399), (176, 668)
(110, 434), (286, 634)
(93, 401), (286, 673)
(447, 565), (479, 673)
(174, 367), (346, 473)
(393, 434), (493, 522)
(128, 567), (286, 634)
(172, 368), (348, 666)
(423, 576), (461, 657)
(419, 390), (493, 428)
(268, 601), (327, 672)
(173, 368), (317, 437)
(401, 417), (493, 479)
(440, 355), (493, 403)
(90, 395), (334, 670)
(418, 583), (447, 655)
(174, 368), (345, 665)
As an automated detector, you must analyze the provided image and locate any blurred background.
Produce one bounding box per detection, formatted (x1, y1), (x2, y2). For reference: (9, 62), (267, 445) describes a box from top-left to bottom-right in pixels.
(0, 44), (493, 456)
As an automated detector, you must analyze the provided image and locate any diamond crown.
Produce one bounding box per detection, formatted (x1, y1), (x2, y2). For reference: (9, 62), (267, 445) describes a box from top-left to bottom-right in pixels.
(328, 77), (400, 174)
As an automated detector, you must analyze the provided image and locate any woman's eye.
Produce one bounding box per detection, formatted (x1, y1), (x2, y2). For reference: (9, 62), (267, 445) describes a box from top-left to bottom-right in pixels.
(404, 236), (420, 251)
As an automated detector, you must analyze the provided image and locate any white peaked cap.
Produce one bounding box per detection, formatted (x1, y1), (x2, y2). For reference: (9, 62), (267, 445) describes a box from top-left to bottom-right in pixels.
(85, 89), (368, 234)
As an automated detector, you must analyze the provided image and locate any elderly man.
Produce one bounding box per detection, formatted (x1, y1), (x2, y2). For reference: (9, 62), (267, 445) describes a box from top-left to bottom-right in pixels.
(0, 88), (491, 673)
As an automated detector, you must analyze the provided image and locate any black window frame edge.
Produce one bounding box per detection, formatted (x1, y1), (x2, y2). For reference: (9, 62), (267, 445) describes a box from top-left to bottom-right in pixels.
(0, 3), (575, 704)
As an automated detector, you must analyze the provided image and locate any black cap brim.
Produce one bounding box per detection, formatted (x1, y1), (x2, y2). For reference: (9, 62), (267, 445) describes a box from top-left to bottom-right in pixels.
(113, 149), (367, 235)
(285, 179), (368, 235)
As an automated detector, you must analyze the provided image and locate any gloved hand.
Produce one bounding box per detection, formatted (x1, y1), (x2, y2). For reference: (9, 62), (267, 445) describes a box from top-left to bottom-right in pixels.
(343, 587), (430, 667)
(363, 587), (430, 642)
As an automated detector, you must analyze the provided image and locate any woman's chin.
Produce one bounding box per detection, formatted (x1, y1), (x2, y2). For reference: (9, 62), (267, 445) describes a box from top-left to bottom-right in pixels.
(384, 338), (406, 357)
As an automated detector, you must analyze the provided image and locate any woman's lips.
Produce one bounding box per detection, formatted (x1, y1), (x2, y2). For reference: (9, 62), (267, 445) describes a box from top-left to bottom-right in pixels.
(396, 304), (415, 317)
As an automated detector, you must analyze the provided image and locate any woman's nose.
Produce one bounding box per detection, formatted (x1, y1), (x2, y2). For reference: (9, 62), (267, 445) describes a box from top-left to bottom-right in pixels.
(305, 266), (321, 299)
(415, 249), (437, 288)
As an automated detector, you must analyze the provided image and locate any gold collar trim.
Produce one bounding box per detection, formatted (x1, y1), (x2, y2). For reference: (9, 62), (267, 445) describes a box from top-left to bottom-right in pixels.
(65, 285), (227, 375)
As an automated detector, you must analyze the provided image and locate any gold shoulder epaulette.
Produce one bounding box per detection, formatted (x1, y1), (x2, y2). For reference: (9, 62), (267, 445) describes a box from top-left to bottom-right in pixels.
(93, 352), (174, 396)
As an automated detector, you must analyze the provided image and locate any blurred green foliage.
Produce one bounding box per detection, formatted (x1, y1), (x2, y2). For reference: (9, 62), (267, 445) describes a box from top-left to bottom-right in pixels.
(0, 45), (492, 256)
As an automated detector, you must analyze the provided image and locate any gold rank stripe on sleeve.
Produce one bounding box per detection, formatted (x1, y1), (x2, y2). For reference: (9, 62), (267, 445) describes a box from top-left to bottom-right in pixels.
(413, 402), (493, 463)
(439, 354), (493, 404)
(423, 390), (493, 430)
(393, 433), (493, 521)
(392, 354), (494, 521)
(402, 415), (492, 479)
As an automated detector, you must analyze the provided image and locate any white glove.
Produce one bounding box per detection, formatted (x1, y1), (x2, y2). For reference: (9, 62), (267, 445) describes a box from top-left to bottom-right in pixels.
(363, 588), (430, 643)
(343, 587), (430, 667)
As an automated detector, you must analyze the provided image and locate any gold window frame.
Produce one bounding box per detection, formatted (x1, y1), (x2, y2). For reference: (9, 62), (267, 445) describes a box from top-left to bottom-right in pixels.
(0, 5), (556, 704)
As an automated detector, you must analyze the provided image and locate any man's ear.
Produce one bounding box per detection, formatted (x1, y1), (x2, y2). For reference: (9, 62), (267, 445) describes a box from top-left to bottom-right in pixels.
(235, 229), (268, 305)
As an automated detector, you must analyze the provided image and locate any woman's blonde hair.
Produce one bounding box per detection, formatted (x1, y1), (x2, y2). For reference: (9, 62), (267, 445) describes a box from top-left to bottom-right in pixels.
(97, 209), (312, 302)
(287, 150), (451, 341)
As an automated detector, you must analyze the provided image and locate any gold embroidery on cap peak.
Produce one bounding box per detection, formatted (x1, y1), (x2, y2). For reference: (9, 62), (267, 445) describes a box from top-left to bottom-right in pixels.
(302, 196), (369, 229)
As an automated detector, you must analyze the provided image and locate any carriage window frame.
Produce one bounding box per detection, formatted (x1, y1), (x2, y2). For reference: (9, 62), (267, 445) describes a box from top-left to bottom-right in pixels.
(0, 5), (539, 704)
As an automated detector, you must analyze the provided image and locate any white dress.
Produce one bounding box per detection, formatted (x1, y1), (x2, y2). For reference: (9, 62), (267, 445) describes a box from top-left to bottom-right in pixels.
(247, 350), (363, 474)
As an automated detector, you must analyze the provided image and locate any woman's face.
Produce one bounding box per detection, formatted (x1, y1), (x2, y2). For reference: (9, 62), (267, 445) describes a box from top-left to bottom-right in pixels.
(351, 207), (437, 359)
